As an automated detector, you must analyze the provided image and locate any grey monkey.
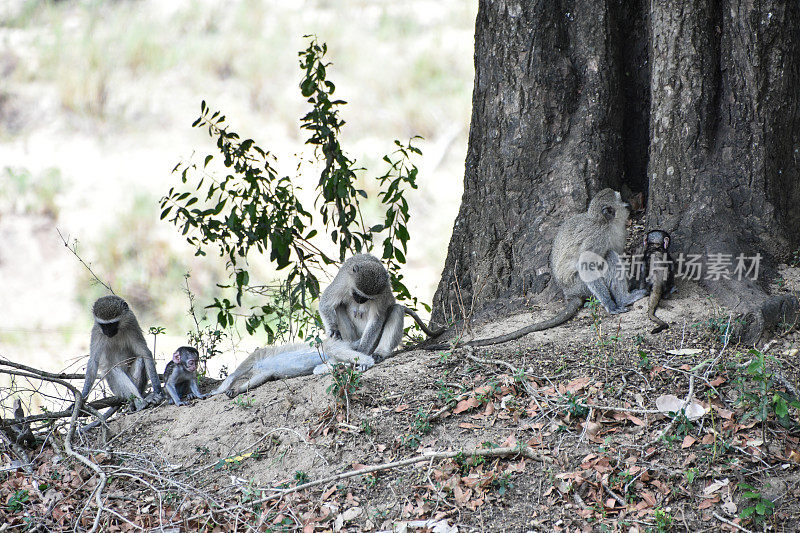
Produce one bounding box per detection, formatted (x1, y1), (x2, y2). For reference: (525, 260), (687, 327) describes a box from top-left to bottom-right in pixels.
(318, 254), (405, 362)
(210, 338), (370, 398)
(638, 230), (675, 334)
(428, 189), (647, 349)
(163, 346), (207, 405)
(81, 295), (164, 428)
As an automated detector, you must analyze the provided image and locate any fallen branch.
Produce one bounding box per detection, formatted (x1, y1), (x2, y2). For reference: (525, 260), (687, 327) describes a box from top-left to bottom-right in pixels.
(712, 511), (753, 533)
(213, 445), (549, 514)
(64, 391), (107, 533)
(3, 397), (125, 426)
(0, 361), (110, 431)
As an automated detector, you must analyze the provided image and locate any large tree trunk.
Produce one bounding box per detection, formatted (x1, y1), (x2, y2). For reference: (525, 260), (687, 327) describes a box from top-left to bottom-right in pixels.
(432, 0), (800, 341)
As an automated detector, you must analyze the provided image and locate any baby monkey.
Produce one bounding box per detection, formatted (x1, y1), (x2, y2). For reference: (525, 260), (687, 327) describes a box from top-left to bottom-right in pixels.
(163, 346), (207, 405)
(638, 230), (675, 334)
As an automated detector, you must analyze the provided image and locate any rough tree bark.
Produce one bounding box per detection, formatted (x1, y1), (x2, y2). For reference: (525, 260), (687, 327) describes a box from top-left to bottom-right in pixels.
(432, 0), (800, 342)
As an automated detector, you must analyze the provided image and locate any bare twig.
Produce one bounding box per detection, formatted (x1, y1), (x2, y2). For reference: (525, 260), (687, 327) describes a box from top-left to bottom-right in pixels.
(64, 389), (107, 533)
(240, 445), (549, 507)
(56, 227), (114, 293)
(711, 511), (753, 533)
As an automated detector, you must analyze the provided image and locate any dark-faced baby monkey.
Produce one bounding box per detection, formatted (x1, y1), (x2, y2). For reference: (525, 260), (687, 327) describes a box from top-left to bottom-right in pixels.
(163, 346), (207, 405)
(428, 188), (647, 349)
(319, 253), (443, 364)
(81, 295), (164, 428)
(638, 230), (675, 334)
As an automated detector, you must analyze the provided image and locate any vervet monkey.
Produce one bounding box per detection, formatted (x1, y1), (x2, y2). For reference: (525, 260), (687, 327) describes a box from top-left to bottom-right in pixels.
(428, 189), (647, 349)
(82, 296), (164, 424)
(163, 346), (207, 405)
(210, 338), (370, 398)
(638, 230), (675, 334)
(320, 254), (442, 362)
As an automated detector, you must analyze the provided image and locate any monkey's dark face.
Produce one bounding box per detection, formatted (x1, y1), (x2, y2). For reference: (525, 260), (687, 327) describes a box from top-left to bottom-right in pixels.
(352, 291), (371, 304)
(645, 230), (671, 250)
(99, 321), (120, 337)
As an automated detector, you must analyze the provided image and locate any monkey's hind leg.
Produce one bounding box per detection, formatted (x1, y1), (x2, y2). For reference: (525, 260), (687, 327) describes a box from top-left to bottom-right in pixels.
(373, 304), (404, 362)
(105, 367), (148, 411)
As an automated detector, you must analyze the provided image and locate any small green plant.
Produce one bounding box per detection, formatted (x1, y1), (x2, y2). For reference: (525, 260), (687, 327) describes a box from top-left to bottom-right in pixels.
(652, 507), (674, 532)
(736, 349), (800, 429)
(685, 468), (697, 484)
(363, 474), (378, 488)
(148, 325), (166, 359)
(401, 433), (421, 450)
(360, 419), (374, 436)
(492, 472), (514, 496)
(7, 489), (29, 512)
(738, 483), (775, 525)
(637, 350), (652, 371)
(475, 379), (500, 405)
(327, 363), (363, 404)
(791, 248), (800, 267)
(294, 471), (310, 485)
(233, 395), (255, 409)
(563, 392), (589, 419)
(412, 409), (432, 436)
(454, 452), (485, 475)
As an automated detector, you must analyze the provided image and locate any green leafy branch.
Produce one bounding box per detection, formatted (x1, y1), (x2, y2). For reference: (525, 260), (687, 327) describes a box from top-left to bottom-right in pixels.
(161, 36), (429, 342)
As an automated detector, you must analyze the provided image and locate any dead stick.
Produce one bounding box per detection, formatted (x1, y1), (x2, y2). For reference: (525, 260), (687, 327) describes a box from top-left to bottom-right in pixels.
(711, 511), (753, 533)
(64, 390), (106, 533)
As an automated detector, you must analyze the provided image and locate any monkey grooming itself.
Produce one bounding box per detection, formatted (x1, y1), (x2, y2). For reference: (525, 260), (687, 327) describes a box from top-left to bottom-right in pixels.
(210, 338), (370, 398)
(320, 253), (443, 362)
(81, 295), (164, 430)
(427, 188), (647, 350)
(639, 229), (675, 334)
(163, 346), (207, 405)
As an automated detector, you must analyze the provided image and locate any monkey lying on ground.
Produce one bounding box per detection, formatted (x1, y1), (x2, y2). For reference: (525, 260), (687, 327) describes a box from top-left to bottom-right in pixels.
(81, 296), (164, 429)
(163, 346), (207, 405)
(427, 189), (647, 350)
(320, 253), (443, 363)
(638, 230), (675, 334)
(210, 339), (371, 398)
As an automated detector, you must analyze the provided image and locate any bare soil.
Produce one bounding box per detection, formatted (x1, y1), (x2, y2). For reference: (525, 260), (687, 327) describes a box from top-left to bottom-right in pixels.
(58, 269), (797, 532)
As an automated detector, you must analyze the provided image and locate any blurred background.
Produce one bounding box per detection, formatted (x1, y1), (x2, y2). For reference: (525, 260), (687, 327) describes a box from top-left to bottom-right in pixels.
(0, 0), (476, 406)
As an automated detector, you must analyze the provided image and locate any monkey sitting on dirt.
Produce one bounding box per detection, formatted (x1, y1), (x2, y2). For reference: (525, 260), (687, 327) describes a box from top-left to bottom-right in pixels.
(427, 188), (647, 350)
(163, 346), (207, 405)
(638, 229), (676, 334)
(81, 295), (164, 430)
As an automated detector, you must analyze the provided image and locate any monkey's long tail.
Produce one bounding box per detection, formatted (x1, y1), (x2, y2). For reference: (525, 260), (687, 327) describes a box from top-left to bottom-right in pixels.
(648, 284), (669, 334)
(404, 307), (445, 338)
(425, 298), (583, 350)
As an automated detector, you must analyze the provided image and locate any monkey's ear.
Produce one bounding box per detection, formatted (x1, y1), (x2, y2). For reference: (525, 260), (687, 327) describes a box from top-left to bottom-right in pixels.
(172, 351), (181, 364)
(601, 206), (615, 221)
(663, 236), (670, 249)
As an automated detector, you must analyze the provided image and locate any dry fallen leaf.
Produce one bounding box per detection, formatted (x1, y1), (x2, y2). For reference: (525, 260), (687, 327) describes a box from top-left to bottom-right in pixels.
(666, 348), (702, 355)
(655, 395), (706, 420)
(453, 398), (480, 414)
